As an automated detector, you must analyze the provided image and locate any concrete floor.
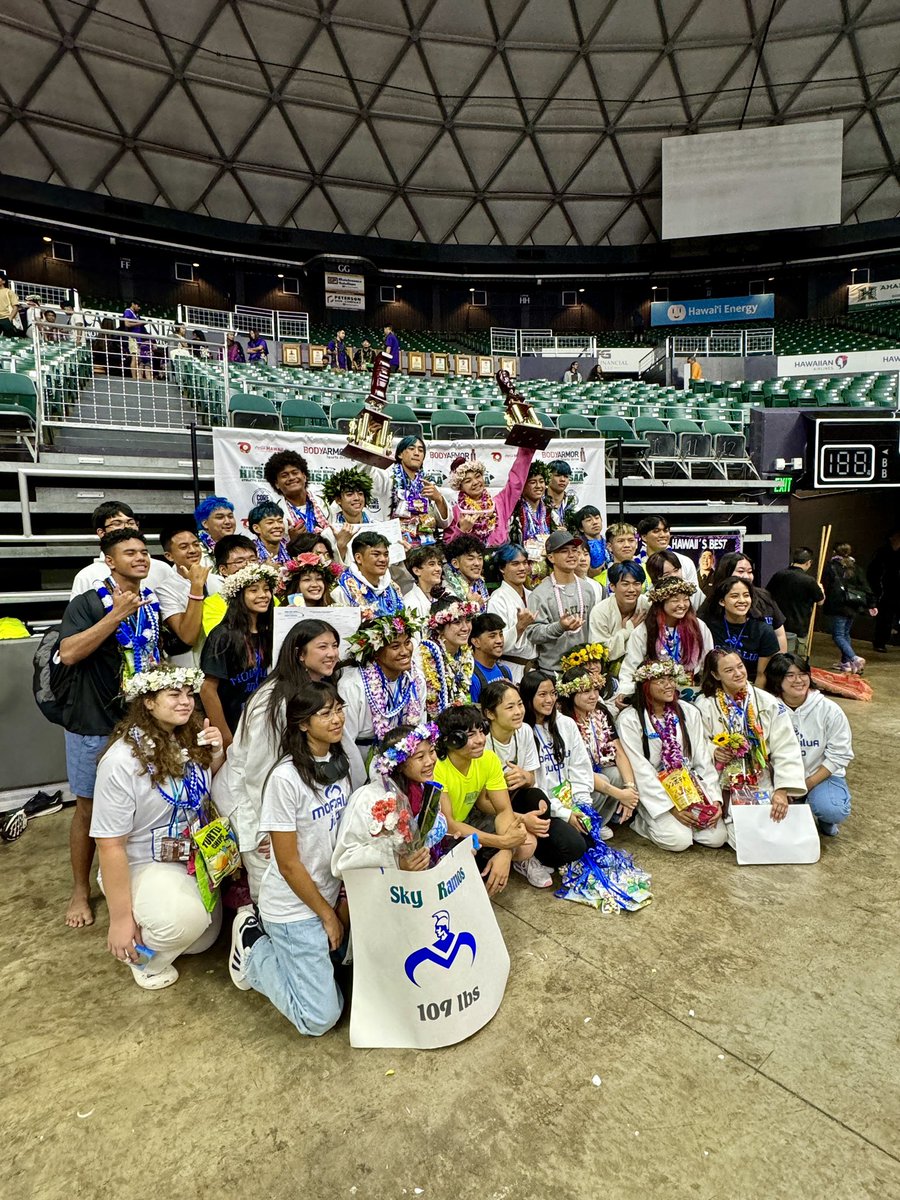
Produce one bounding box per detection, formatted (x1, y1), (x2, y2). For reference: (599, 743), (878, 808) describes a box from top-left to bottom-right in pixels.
(3, 653), (899, 1200)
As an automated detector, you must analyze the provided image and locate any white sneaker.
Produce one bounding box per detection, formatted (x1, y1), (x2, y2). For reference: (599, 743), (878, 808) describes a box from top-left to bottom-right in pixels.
(513, 857), (555, 888)
(229, 906), (261, 990)
(599, 825), (614, 842)
(130, 963), (179, 991)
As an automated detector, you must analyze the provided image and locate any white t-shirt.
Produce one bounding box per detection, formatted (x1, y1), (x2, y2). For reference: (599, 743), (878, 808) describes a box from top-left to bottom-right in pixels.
(486, 725), (539, 774)
(154, 566), (204, 667)
(70, 554), (171, 599)
(90, 738), (212, 869)
(257, 758), (349, 924)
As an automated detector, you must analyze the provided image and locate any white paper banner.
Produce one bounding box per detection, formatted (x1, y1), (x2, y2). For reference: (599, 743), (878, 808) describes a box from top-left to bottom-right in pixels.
(272, 604), (361, 663)
(776, 348), (900, 376)
(343, 836), (510, 1048)
(731, 805), (821, 865)
(848, 278), (900, 309)
(212, 429), (607, 529)
(348, 518), (405, 565)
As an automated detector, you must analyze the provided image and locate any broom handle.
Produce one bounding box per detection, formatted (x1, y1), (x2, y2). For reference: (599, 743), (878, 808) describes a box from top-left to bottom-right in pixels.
(806, 523), (832, 657)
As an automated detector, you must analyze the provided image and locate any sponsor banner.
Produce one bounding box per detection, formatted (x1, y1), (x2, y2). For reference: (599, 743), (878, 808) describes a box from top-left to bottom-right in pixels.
(848, 279), (900, 309)
(668, 528), (745, 599)
(343, 836), (510, 1048)
(776, 348), (900, 376)
(596, 347), (655, 372)
(325, 271), (365, 294)
(325, 291), (365, 311)
(212, 429), (607, 529)
(651, 294), (774, 326)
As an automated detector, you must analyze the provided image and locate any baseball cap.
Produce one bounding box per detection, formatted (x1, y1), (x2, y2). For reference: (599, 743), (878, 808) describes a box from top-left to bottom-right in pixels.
(546, 531), (582, 552)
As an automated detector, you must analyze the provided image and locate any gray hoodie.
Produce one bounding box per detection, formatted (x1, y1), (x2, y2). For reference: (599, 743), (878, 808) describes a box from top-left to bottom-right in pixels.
(787, 688), (854, 779)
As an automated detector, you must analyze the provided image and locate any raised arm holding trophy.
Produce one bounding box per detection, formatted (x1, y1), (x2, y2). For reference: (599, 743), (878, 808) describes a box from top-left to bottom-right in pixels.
(495, 369), (554, 450)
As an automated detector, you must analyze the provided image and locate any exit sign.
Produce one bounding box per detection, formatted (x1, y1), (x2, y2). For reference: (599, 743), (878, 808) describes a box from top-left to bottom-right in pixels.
(773, 476), (793, 494)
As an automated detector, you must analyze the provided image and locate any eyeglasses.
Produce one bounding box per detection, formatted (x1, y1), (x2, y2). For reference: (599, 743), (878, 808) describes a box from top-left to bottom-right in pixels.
(782, 672), (807, 681)
(103, 518), (138, 531)
(224, 556), (255, 568)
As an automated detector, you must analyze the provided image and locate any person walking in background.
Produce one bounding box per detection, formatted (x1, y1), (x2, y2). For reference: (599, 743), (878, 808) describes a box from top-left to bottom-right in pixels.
(326, 329), (351, 371)
(821, 542), (877, 674)
(383, 324), (400, 371)
(867, 528), (900, 654)
(246, 329), (268, 364)
(766, 547), (825, 659)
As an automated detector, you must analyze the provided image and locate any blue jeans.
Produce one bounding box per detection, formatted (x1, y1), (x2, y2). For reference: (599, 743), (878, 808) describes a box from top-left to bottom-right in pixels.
(245, 916), (343, 1037)
(807, 776), (851, 834)
(831, 616), (856, 664)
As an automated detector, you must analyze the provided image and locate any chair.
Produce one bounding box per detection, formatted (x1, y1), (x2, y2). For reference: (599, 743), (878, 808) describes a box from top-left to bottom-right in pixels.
(228, 393), (279, 430)
(329, 399), (363, 434)
(595, 416), (650, 477)
(431, 410), (474, 441)
(630, 416), (683, 476)
(474, 410), (509, 439)
(280, 397), (332, 432)
(557, 413), (600, 439)
(666, 416), (723, 477)
(383, 402), (422, 438)
(702, 418), (757, 478)
(0, 372), (38, 460)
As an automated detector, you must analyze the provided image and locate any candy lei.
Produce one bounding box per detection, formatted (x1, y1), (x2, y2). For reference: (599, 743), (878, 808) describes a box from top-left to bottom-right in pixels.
(254, 536), (290, 564)
(660, 624), (682, 663)
(579, 711), (617, 768)
(339, 569), (402, 616)
(715, 688), (768, 773)
(521, 498), (549, 542)
(198, 529), (216, 555)
(361, 660), (426, 740)
(649, 706), (684, 771)
(155, 761), (210, 820)
(457, 490), (497, 541)
(391, 464), (427, 519)
(422, 640), (473, 714)
(96, 583), (160, 678)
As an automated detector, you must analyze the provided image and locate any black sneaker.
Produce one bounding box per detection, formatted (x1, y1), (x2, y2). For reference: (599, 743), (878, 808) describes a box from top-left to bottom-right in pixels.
(0, 809), (27, 843)
(23, 789), (64, 819)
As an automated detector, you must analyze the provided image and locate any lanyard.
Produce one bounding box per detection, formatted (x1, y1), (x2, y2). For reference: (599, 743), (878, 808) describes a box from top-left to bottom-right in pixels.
(550, 573), (584, 621)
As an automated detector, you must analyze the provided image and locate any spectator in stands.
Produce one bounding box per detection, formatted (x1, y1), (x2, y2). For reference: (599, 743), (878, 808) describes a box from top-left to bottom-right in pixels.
(248, 500), (290, 565)
(225, 332), (245, 364)
(545, 460), (575, 532)
(156, 519), (210, 667)
(383, 324), (400, 371)
(587, 361), (605, 382)
(708, 551), (787, 650)
(563, 361), (582, 384)
(699, 576), (779, 684)
(528, 531), (598, 672)
(867, 528), (900, 654)
(203, 534), (257, 634)
(91, 317), (127, 377)
(421, 598), (477, 716)
(90, 665), (224, 991)
(57, 529), (162, 929)
(326, 328), (351, 371)
(404, 544), (445, 620)
(636, 516), (699, 588)
(486, 543), (537, 681)
(168, 325), (191, 363)
(469, 612), (511, 703)
(41, 309), (63, 342)
(442, 534), (489, 608)
(357, 435), (450, 550)
(681, 354), (702, 390)
(333, 530), (404, 614)
(445, 446), (536, 546)
(22, 295), (43, 341)
(264, 449), (328, 538)
(821, 542), (877, 674)
(766, 547), (825, 658)
(353, 339), (375, 370)
(71, 501), (171, 597)
(0, 273), (22, 337)
(191, 329), (211, 360)
(246, 328), (268, 364)
(588, 560), (648, 676)
(61, 304), (85, 345)
(195, 495), (237, 566)
(122, 301), (151, 380)
(200, 561), (278, 747)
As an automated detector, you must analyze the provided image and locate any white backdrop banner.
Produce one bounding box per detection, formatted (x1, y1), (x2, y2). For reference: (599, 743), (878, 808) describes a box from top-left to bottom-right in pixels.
(596, 347), (655, 372)
(776, 349), (900, 376)
(212, 428), (607, 527)
(343, 836), (510, 1049)
(848, 279), (900, 309)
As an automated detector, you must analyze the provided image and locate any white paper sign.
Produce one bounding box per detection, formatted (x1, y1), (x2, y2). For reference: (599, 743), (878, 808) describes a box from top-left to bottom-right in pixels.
(731, 804), (821, 865)
(343, 836), (510, 1048)
(347, 518), (405, 565)
(272, 604), (361, 663)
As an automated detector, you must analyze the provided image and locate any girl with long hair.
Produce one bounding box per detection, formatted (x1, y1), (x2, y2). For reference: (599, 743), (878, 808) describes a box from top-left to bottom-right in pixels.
(228, 682), (350, 1037)
(705, 551), (787, 650)
(556, 667), (639, 828)
(212, 618), (345, 901)
(90, 666), (225, 991)
(695, 648), (806, 849)
(616, 660), (726, 852)
(199, 561), (277, 747)
(821, 541), (877, 673)
(699, 575), (780, 685)
(420, 597), (478, 717)
(279, 556), (338, 608)
(520, 669), (597, 837)
(617, 577), (713, 699)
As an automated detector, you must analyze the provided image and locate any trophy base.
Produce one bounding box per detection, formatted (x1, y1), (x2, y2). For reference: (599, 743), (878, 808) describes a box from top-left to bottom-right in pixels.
(344, 442), (394, 468)
(505, 422), (554, 450)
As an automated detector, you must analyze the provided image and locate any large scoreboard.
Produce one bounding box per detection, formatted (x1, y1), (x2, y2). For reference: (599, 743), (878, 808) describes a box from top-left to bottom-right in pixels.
(809, 418), (900, 489)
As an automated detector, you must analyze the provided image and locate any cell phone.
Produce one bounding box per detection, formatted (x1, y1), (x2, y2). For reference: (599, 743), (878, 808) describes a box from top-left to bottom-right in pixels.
(128, 942), (156, 969)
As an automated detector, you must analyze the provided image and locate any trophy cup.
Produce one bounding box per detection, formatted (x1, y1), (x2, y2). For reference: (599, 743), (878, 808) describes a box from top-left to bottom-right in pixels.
(495, 369), (553, 450)
(345, 352), (394, 467)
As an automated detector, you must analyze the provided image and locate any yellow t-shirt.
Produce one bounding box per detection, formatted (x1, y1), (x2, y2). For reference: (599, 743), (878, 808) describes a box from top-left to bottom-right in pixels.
(202, 592), (281, 635)
(690, 360), (703, 380)
(433, 749), (507, 824)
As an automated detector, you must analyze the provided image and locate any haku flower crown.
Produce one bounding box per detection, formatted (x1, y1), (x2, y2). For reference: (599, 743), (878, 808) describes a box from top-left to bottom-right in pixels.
(220, 561), (280, 600)
(321, 467), (373, 506)
(122, 665), (204, 701)
(427, 599), (480, 633)
(559, 642), (609, 671)
(448, 457), (486, 490)
(633, 659), (690, 684)
(648, 577), (697, 604)
(346, 609), (424, 661)
(276, 555), (334, 597)
(371, 722), (438, 778)
(556, 673), (596, 697)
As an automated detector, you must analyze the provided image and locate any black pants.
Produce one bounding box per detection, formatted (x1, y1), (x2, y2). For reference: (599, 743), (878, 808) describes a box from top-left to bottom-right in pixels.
(0, 318), (22, 338)
(510, 786), (588, 868)
(873, 594), (899, 649)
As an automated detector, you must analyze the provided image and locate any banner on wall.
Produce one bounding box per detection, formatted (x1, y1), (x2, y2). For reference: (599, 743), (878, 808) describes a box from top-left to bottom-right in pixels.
(669, 527), (745, 598)
(848, 279), (900, 309)
(776, 348), (900, 375)
(325, 292), (365, 311)
(212, 430), (607, 527)
(343, 836), (510, 1049)
(651, 294), (774, 326)
(596, 347), (656, 372)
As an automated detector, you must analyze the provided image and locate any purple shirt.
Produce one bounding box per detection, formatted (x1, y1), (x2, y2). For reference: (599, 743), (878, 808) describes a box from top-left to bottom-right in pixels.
(384, 332), (400, 368)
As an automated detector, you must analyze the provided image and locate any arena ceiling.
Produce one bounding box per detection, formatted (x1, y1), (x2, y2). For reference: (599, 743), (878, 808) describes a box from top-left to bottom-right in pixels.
(1, 0), (899, 247)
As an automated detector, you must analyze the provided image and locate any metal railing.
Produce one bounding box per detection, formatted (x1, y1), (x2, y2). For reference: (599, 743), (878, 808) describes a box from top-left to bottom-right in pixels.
(275, 312), (311, 342)
(11, 280), (79, 308)
(490, 327), (520, 355)
(671, 328), (774, 356)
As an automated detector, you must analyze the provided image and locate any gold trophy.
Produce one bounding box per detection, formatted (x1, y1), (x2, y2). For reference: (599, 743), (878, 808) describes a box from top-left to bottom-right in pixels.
(345, 352), (395, 467)
(495, 369), (554, 449)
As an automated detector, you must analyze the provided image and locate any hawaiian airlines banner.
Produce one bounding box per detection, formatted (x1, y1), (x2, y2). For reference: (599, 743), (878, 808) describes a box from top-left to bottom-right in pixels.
(212, 428), (607, 526)
(848, 279), (900, 309)
(776, 349), (900, 376)
(343, 836), (510, 1048)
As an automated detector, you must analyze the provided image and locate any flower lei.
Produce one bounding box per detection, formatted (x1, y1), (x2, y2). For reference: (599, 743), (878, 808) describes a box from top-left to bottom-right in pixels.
(442, 565), (489, 607)
(421, 640), (474, 716)
(346, 610), (424, 661)
(96, 582), (160, 679)
(556, 672), (594, 697)
(427, 598), (481, 633)
(456, 490), (498, 541)
(360, 657), (427, 740)
(578, 709), (618, 768)
(714, 688), (768, 788)
(220, 560), (280, 601)
(633, 659), (690, 685)
(649, 706), (684, 771)
(368, 795), (412, 844)
(371, 722), (438, 778)
(277, 554), (333, 598)
(123, 665), (203, 701)
(560, 642), (609, 672)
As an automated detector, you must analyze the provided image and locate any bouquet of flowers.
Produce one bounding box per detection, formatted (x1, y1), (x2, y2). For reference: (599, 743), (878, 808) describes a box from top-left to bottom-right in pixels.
(368, 795), (414, 847)
(712, 730), (758, 790)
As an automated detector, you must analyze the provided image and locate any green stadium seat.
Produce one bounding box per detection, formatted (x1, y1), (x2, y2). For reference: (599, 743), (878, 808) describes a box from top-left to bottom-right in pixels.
(280, 397), (332, 432)
(228, 393), (279, 430)
(431, 411), (473, 441)
(557, 413), (600, 438)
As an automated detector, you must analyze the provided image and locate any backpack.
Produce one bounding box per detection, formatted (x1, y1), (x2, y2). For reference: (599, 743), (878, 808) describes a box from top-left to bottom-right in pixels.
(32, 627), (73, 725)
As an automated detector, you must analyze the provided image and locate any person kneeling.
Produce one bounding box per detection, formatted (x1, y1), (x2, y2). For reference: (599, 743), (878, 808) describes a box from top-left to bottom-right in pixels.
(431, 705), (541, 894)
(616, 659), (727, 852)
(90, 666), (225, 991)
(228, 682), (350, 1037)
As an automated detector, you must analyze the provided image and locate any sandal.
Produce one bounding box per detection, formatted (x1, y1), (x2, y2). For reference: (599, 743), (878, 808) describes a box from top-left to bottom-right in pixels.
(130, 963), (179, 990)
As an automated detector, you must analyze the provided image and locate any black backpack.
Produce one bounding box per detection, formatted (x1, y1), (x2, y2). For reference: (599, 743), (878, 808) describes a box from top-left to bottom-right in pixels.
(32, 627), (73, 726)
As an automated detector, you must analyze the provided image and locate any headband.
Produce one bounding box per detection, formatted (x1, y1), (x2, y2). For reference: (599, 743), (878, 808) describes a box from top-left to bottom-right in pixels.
(556, 673), (596, 697)
(346, 609), (424, 662)
(428, 599), (480, 633)
(648, 577), (697, 604)
(123, 665), (204, 701)
(559, 643), (609, 672)
(371, 722), (439, 778)
(220, 561), (280, 601)
(633, 659), (690, 684)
